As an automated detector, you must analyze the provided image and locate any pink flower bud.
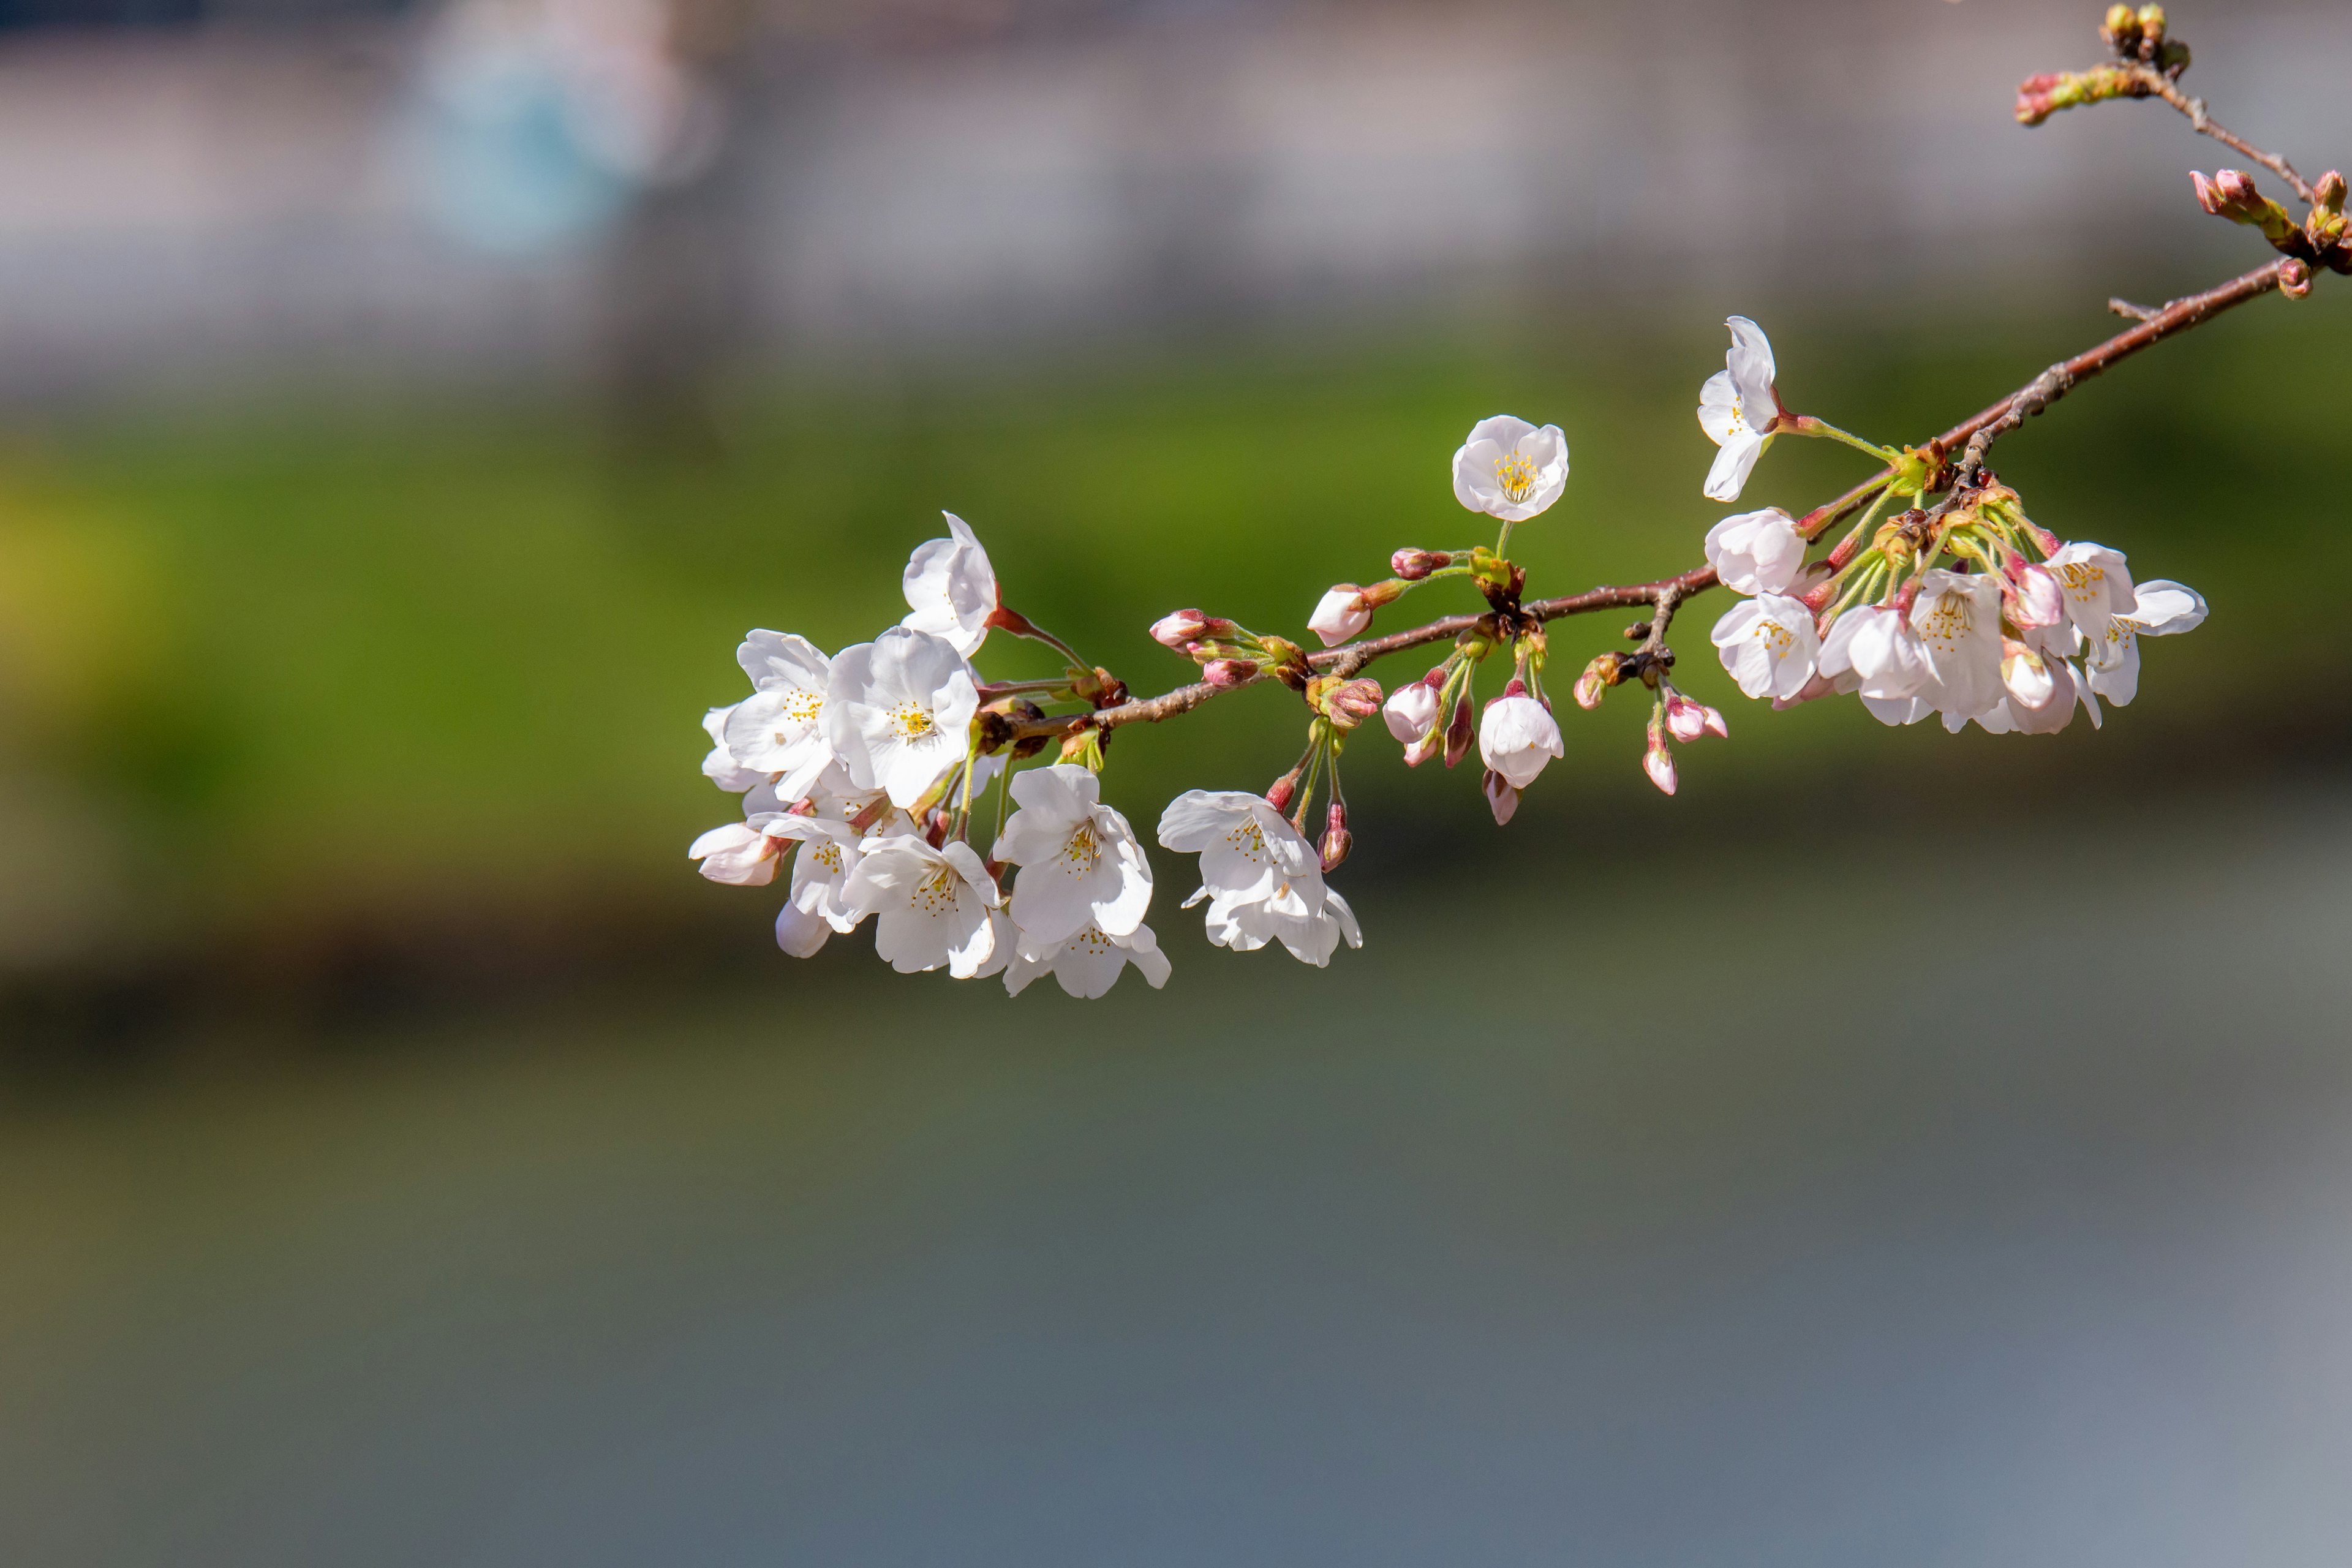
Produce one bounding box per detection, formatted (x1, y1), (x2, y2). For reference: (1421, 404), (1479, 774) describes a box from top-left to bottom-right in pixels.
(2280, 257), (2313, 301)
(1390, 549), (1450, 581)
(1150, 609), (1213, 649)
(1327, 677), (1384, 726)
(1572, 654), (1617, 710)
(1383, 679), (1441, 748)
(1265, 772), (1298, 814)
(2318, 170), (2348, 214)
(2003, 560), (2065, 629)
(1642, 714), (1678, 796)
(1664, 691), (1726, 742)
(2190, 169), (2225, 216)
(1482, 769), (1520, 826)
(1770, 673), (1840, 710)
(2215, 168), (2261, 208)
(1442, 690), (1475, 769)
(1202, 658), (1256, 688)
(1319, 802), (1352, 872)
(1307, 586), (1372, 648)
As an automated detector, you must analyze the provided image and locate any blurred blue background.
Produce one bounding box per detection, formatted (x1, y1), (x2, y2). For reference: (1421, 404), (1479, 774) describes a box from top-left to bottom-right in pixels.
(1, 1), (2350, 1563)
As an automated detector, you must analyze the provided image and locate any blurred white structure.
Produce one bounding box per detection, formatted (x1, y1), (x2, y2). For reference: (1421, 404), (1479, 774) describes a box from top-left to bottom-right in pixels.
(0, 0), (2343, 401)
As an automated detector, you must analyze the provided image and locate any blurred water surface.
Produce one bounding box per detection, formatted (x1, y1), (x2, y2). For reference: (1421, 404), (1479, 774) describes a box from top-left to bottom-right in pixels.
(5, 783), (2349, 1566)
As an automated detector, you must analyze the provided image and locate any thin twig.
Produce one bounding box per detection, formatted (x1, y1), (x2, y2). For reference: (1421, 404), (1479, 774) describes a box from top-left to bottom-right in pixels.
(2107, 297), (2157, 321)
(2133, 66), (2318, 206)
(1007, 257), (2294, 747)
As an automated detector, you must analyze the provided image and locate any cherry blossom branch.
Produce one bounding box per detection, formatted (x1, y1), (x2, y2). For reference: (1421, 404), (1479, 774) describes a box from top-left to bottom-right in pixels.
(1008, 254), (2295, 750)
(2128, 62), (2318, 205)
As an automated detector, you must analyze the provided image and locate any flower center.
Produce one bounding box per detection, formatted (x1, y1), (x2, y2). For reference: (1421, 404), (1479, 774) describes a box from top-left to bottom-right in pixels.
(1918, 591), (1973, 649)
(894, 702), (935, 739)
(1063, 821), (1101, 872)
(1752, 620), (1793, 654)
(813, 842), (842, 873)
(782, 690), (823, 725)
(1224, 820), (1267, 863)
(916, 864), (958, 914)
(1494, 451), (1537, 503)
(2052, 560), (2105, 604)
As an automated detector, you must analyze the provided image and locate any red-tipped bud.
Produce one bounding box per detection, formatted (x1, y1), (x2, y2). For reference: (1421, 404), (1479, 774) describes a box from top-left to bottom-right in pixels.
(1150, 609), (1234, 649)
(924, 809), (952, 847)
(2190, 169), (2225, 216)
(1442, 690), (1475, 769)
(1265, 771), (1299, 815)
(2280, 257), (2313, 301)
(1642, 713), (1678, 797)
(1202, 658), (1256, 688)
(1319, 802), (1352, 872)
(1325, 677), (1384, 729)
(1390, 548), (1452, 581)
(1482, 768), (1520, 826)
(1664, 691), (1726, 743)
(1572, 653), (1619, 710)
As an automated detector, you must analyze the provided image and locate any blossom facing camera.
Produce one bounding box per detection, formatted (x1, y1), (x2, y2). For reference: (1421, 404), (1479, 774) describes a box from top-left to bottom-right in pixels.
(1698, 317), (1782, 502)
(992, 763), (1153, 948)
(1159, 790), (1361, 967)
(823, 627), (981, 809)
(1711, 593), (1819, 701)
(1704, 507), (1807, 596)
(1308, 586), (1371, 647)
(2045, 541), (2136, 639)
(1479, 691), (1564, 790)
(1452, 415), (1570, 522)
(839, 834), (1005, 978)
(1910, 569), (2005, 722)
(765, 812), (872, 958)
(723, 630), (839, 801)
(900, 511), (998, 658)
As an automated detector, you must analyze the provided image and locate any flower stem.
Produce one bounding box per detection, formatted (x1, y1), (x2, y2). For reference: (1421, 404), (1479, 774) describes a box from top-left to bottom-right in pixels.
(1790, 415), (1900, 464)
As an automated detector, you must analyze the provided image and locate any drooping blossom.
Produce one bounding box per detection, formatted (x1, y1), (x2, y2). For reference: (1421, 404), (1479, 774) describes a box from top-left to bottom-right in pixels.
(1909, 569), (2006, 722)
(824, 627), (980, 809)
(839, 834), (1005, 977)
(1704, 507), (1807, 596)
(1478, 688), (1564, 790)
(992, 763), (1153, 948)
(701, 703), (769, 793)
(2085, 579), (2206, 706)
(1452, 415), (1570, 522)
(687, 815), (792, 886)
(1384, 674), (1444, 766)
(1697, 316), (1782, 502)
(1642, 710), (1677, 794)
(1157, 790), (1362, 966)
(722, 630), (837, 801)
(900, 511), (997, 657)
(1005, 922), (1172, 999)
(1663, 691), (1727, 742)
(2002, 559), (2066, 630)
(1482, 769), (1520, 825)
(1820, 605), (1930, 704)
(1711, 592), (1819, 701)
(2044, 541), (2135, 640)
(1308, 586), (1371, 647)
(764, 813), (870, 958)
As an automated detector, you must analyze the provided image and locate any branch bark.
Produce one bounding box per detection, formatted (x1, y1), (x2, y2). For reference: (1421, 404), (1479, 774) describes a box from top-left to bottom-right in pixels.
(2133, 66), (2318, 206)
(1009, 257), (2293, 746)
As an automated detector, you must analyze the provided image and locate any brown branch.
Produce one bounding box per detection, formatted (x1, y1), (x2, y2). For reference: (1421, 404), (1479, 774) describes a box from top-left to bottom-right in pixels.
(1007, 257), (2294, 747)
(2132, 65), (2318, 206)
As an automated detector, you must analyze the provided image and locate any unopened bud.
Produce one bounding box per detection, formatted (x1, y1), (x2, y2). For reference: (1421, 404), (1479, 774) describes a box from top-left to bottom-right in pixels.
(1481, 769), (1520, 826)
(2318, 170), (2347, 216)
(924, 809), (952, 848)
(1442, 690), (1475, 769)
(1150, 609), (1234, 649)
(2100, 3), (2138, 50)
(1265, 770), (1299, 815)
(1202, 658), (1256, 688)
(2281, 257), (2313, 301)
(2000, 640), (2058, 710)
(2190, 169), (2225, 216)
(1307, 586), (1372, 648)
(1663, 691), (1727, 743)
(2134, 4), (2165, 43)
(1641, 712), (1678, 797)
(1358, 579), (1407, 609)
(1769, 672), (1839, 711)
(1572, 654), (1618, 710)
(1325, 677), (1384, 729)
(1390, 548), (1452, 581)
(1319, 802), (1351, 872)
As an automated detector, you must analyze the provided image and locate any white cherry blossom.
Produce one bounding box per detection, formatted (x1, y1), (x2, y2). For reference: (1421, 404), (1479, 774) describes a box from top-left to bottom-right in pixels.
(993, 763), (1153, 946)
(1384, 676), (1444, 766)
(1188, 880), (1362, 968)
(1711, 593), (1819, 701)
(1478, 690), (1564, 790)
(1909, 569), (2005, 721)
(1005, 921), (1172, 999)
(2086, 579), (2206, 706)
(688, 815), (792, 886)
(1158, 789), (1362, 965)
(824, 627), (981, 810)
(2045, 541), (2135, 640)
(1452, 415), (1570, 522)
(1704, 507), (1807, 596)
(1820, 605), (1929, 703)
(1308, 586), (1371, 647)
(900, 511), (998, 657)
(764, 813), (870, 957)
(722, 631), (836, 800)
(701, 703), (768, 793)
(839, 834), (1005, 977)
(1698, 316), (1782, 502)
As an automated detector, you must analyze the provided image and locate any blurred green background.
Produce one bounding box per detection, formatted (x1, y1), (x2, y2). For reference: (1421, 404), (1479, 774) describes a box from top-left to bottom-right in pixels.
(4, 0), (2352, 1562)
